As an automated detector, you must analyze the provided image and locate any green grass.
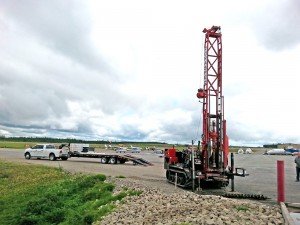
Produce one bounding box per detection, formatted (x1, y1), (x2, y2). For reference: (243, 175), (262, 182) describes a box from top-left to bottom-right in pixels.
(0, 141), (36, 149)
(230, 147), (239, 153)
(0, 160), (140, 225)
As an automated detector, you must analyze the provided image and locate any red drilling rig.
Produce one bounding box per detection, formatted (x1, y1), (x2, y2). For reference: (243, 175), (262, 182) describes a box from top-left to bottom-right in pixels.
(164, 26), (247, 189)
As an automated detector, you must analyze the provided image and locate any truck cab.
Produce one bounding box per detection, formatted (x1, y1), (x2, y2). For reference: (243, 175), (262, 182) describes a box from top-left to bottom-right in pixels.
(24, 144), (69, 161)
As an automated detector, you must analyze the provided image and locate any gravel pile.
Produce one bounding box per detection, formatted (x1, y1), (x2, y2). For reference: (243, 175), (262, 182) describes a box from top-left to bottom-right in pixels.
(95, 179), (285, 225)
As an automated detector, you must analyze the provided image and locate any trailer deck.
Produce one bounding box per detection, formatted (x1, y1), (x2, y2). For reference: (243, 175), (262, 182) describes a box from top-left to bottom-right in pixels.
(69, 151), (153, 166)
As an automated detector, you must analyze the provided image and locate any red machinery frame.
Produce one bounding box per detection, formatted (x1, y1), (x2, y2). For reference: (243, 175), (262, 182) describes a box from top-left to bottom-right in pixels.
(197, 26), (229, 173)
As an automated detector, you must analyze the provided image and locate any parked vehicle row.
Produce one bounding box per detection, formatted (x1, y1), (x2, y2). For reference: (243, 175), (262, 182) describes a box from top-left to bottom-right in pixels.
(24, 143), (165, 161)
(24, 143), (142, 161)
(114, 146), (141, 153)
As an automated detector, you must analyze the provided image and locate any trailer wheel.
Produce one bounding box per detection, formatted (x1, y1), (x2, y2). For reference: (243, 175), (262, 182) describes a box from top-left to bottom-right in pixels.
(110, 157), (117, 164)
(119, 159), (126, 164)
(25, 152), (31, 160)
(101, 157), (109, 164)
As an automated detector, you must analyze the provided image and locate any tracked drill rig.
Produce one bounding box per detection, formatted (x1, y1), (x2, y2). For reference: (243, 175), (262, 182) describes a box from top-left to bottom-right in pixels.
(164, 26), (247, 189)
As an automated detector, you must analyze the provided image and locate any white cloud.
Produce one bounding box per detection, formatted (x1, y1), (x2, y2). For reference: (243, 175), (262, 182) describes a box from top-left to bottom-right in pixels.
(0, 0), (299, 146)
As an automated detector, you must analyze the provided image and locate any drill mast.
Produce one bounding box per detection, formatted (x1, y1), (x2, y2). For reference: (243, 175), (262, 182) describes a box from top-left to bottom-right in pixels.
(197, 26), (229, 173)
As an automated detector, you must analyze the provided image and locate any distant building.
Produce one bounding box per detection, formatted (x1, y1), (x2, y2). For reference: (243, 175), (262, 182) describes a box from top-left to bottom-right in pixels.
(264, 143), (300, 149)
(277, 143), (300, 150)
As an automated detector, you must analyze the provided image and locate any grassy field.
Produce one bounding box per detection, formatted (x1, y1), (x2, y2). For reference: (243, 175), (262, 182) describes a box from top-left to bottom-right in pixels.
(0, 160), (141, 225)
(0, 141), (186, 151)
(0, 141), (36, 149)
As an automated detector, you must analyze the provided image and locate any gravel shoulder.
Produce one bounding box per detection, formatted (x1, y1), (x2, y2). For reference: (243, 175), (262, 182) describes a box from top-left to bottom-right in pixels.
(96, 177), (284, 225)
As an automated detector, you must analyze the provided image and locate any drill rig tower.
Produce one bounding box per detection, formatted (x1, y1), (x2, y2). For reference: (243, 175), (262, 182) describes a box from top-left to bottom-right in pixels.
(197, 26), (229, 174)
(164, 26), (247, 189)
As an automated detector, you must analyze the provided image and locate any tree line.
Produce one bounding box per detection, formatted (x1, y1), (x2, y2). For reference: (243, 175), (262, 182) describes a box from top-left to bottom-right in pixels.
(0, 136), (166, 145)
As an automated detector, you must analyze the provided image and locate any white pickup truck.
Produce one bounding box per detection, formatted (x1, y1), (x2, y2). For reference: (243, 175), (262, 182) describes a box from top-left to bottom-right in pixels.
(24, 143), (69, 161)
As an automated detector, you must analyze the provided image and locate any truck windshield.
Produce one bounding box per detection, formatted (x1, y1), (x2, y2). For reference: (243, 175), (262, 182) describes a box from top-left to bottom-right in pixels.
(46, 145), (56, 149)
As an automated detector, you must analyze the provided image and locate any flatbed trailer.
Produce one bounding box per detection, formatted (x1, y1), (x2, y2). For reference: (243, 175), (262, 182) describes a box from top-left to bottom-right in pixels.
(69, 151), (153, 166)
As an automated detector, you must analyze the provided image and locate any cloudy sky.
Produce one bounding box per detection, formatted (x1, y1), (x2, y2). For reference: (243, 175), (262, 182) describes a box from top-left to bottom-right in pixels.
(0, 0), (299, 146)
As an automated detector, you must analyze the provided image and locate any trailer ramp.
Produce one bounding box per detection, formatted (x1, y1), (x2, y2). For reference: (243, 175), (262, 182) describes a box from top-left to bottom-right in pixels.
(122, 154), (153, 166)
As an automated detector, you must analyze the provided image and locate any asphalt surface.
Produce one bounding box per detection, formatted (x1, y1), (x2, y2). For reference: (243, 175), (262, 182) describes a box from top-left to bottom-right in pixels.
(233, 153), (299, 204)
(0, 148), (299, 204)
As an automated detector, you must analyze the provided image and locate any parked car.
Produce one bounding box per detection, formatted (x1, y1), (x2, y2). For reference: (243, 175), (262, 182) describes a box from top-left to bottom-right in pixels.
(24, 144), (69, 161)
(154, 149), (163, 154)
(263, 148), (294, 155)
(115, 147), (127, 153)
(129, 147), (141, 153)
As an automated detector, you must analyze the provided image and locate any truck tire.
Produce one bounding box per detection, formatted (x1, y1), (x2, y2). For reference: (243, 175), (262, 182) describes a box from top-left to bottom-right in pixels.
(110, 157), (117, 164)
(101, 157), (109, 164)
(49, 153), (56, 161)
(25, 153), (31, 160)
(61, 157), (68, 161)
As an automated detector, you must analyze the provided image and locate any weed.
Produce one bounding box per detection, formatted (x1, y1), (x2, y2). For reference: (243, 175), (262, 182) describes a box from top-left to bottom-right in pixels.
(127, 190), (143, 196)
(122, 186), (129, 191)
(236, 206), (249, 212)
(115, 175), (126, 178)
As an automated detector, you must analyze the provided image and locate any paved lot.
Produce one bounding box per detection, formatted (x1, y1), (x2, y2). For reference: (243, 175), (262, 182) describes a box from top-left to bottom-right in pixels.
(1, 148), (299, 204)
(233, 153), (299, 203)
